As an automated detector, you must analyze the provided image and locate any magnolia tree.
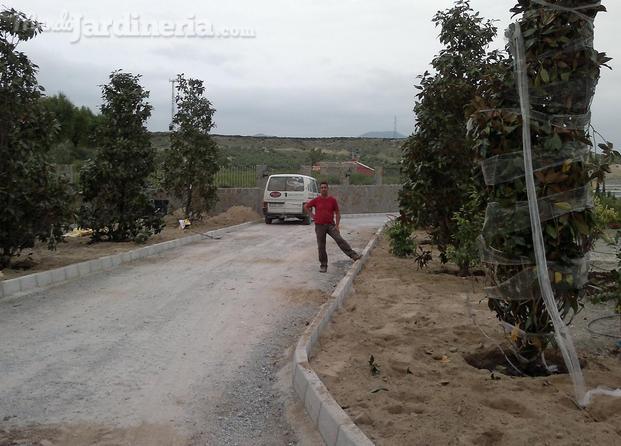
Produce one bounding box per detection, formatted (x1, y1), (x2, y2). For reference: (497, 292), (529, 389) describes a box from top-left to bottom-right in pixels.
(79, 71), (163, 242)
(399, 0), (499, 274)
(469, 0), (609, 366)
(0, 8), (72, 267)
(162, 74), (220, 220)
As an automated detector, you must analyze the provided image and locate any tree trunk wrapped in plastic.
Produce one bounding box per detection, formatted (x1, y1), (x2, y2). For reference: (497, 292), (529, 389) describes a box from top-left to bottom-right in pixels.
(469, 0), (608, 370)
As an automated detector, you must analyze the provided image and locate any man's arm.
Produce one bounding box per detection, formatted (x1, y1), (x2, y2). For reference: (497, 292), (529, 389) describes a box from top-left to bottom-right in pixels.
(304, 202), (314, 220)
(335, 210), (341, 231)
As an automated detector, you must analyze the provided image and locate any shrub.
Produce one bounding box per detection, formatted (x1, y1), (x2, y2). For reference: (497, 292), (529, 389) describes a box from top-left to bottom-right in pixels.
(593, 194), (619, 239)
(387, 218), (417, 258)
(349, 172), (375, 185)
(447, 189), (485, 276)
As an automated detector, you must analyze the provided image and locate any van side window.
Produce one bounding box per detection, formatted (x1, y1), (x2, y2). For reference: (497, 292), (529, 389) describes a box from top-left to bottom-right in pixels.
(311, 180), (318, 193)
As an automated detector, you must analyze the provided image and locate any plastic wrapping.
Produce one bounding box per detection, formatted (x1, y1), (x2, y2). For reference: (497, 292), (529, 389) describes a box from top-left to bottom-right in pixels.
(473, 0), (621, 407)
(495, 21), (589, 404)
(484, 258), (589, 302)
(497, 18), (588, 404)
(483, 185), (592, 233)
(474, 107), (592, 131)
(481, 141), (589, 186)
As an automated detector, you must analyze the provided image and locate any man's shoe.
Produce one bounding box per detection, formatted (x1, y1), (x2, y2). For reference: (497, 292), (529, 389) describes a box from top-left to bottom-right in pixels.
(351, 253), (362, 261)
(319, 265), (327, 273)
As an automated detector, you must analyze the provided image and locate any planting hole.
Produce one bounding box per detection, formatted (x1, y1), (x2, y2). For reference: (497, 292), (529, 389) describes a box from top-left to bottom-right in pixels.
(463, 347), (587, 377)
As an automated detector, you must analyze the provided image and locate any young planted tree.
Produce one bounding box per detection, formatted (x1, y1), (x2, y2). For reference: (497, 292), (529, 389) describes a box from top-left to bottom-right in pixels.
(0, 8), (72, 268)
(79, 71), (163, 242)
(469, 0), (609, 365)
(399, 0), (498, 272)
(162, 74), (220, 220)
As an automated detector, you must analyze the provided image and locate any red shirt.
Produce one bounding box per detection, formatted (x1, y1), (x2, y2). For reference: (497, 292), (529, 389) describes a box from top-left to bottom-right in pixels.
(307, 196), (339, 225)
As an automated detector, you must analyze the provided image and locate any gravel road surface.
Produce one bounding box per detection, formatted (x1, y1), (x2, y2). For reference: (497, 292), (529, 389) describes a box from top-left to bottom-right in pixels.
(0, 215), (387, 446)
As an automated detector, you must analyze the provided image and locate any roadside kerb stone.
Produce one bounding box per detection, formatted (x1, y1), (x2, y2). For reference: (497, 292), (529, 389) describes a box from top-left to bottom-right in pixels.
(293, 222), (385, 446)
(337, 424), (374, 446)
(35, 271), (52, 288)
(65, 264), (80, 280)
(0, 220), (259, 299)
(2, 278), (21, 297)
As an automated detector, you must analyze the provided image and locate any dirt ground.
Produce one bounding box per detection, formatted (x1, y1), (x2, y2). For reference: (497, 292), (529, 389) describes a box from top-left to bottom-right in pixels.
(312, 235), (621, 446)
(606, 164), (621, 183)
(1, 206), (261, 281)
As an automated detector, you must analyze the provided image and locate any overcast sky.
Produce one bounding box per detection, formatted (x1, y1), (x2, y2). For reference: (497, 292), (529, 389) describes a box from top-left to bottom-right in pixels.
(11, 0), (621, 142)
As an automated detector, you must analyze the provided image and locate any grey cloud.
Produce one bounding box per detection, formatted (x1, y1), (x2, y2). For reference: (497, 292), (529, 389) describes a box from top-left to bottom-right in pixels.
(149, 44), (241, 67)
(10, 0), (620, 141)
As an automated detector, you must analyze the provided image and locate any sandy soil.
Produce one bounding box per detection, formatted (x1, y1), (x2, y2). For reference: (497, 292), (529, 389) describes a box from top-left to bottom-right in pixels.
(1, 206), (261, 281)
(312, 235), (621, 446)
(606, 164), (621, 183)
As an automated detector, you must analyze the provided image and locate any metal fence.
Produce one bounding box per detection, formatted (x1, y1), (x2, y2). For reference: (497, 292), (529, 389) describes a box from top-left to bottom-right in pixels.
(604, 182), (621, 198)
(215, 165), (257, 188)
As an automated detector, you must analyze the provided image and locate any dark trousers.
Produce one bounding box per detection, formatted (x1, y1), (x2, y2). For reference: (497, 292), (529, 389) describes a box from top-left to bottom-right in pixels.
(315, 224), (357, 267)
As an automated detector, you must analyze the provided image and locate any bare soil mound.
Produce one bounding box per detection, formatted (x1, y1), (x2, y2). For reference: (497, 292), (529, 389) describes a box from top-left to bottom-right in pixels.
(1, 206), (260, 281)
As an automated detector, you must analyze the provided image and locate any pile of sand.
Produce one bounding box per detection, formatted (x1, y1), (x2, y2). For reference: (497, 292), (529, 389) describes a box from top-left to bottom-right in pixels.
(206, 206), (261, 226)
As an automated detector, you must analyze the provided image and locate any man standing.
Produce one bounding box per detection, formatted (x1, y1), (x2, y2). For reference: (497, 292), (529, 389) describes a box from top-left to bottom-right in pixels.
(304, 181), (361, 273)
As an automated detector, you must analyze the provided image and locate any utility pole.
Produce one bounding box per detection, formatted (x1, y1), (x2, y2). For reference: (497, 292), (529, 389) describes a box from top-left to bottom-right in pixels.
(169, 78), (177, 128)
(393, 115), (398, 138)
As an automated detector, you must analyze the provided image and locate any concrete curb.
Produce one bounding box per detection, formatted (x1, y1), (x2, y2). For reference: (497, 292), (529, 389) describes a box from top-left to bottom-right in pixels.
(293, 222), (387, 446)
(341, 212), (397, 219)
(0, 221), (259, 300)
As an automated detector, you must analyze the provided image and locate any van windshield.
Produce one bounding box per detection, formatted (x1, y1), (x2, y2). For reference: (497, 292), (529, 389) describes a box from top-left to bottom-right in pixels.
(267, 176), (304, 192)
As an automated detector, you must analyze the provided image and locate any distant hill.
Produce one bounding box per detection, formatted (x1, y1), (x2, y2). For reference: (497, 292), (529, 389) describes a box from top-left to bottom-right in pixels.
(359, 131), (406, 139)
(150, 132), (404, 170)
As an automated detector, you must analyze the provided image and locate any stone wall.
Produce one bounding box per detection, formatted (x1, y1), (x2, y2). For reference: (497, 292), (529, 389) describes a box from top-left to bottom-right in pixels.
(328, 185), (400, 214)
(210, 185), (400, 215)
(211, 188), (263, 214)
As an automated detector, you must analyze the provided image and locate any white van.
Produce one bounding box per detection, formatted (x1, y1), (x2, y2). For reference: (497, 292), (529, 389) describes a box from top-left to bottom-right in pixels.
(262, 174), (319, 224)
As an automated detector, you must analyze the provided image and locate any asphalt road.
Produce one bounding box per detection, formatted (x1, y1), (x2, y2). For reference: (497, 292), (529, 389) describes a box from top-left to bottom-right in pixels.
(0, 215), (387, 446)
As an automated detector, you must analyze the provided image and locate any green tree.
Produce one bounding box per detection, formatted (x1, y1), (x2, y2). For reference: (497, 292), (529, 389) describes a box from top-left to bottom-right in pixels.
(399, 0), (498, 265)
(78, 71), (163, 242)
(71, 105), (98, 148)
(308, 148), (324, 166)
(41, 93), (99, 162)
(162, 74), (220, 220)
(40, 93), (75, 144)
(0, 8), (73, 268)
